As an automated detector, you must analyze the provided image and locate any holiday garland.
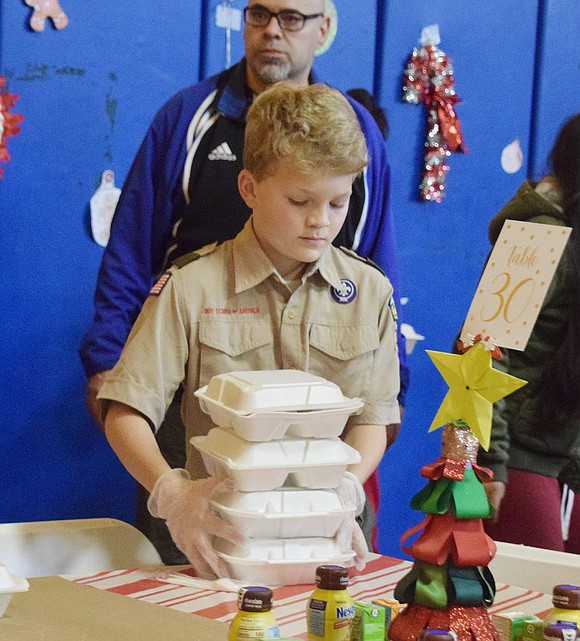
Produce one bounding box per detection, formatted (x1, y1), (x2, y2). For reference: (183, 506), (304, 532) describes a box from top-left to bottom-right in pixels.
(0, 76), (23, 179)
(403, 44), (466, 202)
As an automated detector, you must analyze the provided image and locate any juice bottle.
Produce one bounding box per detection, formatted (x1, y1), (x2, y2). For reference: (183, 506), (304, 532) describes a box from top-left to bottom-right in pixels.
(417, 630), (458, 641)
(543, 623), (579, 641)
(228, 586), (280, 640)
(306, 565), (355, 641)
(545, 585), (580, 628)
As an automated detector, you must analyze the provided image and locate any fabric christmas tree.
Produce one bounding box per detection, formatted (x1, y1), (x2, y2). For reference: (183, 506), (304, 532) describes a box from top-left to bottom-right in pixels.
(388, 340), (526, 641)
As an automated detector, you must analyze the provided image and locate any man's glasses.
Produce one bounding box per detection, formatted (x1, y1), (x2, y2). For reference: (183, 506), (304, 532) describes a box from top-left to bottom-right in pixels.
(243, 5), (323, 32)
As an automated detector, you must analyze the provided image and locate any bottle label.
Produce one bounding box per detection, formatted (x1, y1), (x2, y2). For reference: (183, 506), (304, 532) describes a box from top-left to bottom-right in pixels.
(307, 594), (354, 640)
(228, 613), (280, 639)
(308, 599), (327, 637)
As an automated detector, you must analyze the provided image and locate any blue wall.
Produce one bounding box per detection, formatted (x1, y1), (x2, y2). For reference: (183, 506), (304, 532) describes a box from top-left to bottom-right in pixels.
(1, 1), (578, 559)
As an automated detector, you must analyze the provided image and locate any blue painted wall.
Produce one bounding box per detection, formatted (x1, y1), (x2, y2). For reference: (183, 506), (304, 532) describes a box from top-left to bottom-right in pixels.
(376, 0), (538, 556)
(1, 1), (578, 560)
(375, 0), (579, 557)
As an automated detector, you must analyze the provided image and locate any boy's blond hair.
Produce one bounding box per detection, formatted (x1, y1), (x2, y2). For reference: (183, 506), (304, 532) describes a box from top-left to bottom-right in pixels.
(244, 81), (368, 181)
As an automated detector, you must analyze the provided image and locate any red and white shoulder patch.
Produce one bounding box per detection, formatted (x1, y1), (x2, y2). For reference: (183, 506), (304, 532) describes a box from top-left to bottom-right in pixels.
(149, 271), (172, 297)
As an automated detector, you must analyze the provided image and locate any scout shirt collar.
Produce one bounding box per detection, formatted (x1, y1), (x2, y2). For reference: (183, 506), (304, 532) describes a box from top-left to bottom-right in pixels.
(304, 244), (344, 291)
(232, 219), (344, 293)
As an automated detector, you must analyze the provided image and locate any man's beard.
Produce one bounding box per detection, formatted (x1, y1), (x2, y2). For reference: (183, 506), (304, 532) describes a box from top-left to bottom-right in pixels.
(252, 57), (292, 86)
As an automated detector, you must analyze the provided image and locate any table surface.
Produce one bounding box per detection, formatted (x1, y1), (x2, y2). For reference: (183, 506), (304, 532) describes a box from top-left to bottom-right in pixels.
(63, 555), (554, 640)
(0, 575), (228, 641)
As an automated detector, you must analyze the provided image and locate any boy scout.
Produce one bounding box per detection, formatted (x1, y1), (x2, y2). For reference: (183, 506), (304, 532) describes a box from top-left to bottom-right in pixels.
(99, 82), (400, 579)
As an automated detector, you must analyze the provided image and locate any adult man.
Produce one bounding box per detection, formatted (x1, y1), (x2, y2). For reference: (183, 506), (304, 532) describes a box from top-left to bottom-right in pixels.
(80, 0), (407, 561)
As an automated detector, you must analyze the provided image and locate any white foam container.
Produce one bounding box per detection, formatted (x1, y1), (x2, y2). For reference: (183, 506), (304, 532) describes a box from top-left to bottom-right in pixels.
(196, 370), (357, 414)
(214, 537), (355, 586)
(195, 402), (363, 441)
(0, 564), (29, 617)
(191, 428), (360, 491)
(211, 489), (354, 538)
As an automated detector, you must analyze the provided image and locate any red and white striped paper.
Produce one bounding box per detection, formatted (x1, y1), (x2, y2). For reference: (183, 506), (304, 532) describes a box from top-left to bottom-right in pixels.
(67, 555), (553, 639)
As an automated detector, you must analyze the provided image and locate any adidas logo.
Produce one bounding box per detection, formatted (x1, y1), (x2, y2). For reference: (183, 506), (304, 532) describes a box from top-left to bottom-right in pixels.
(208, 142), (237, 161)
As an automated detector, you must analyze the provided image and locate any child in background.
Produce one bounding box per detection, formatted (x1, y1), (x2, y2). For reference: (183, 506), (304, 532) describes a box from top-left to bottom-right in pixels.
(480, 113), (580, 553)
(98, 82), (401, 578)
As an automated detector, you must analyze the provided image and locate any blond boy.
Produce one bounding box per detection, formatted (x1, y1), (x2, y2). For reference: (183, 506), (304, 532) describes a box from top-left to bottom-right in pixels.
(99, 82), (400, 578)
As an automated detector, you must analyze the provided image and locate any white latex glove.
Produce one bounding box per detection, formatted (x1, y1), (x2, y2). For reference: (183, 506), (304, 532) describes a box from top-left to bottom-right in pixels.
(336, 471), (366, 516)
(148, 468), (246, 579)
(335, 471), (369, 571)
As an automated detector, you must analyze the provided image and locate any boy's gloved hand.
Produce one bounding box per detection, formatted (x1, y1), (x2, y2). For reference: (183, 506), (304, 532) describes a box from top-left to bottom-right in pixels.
(148, 468), (246, 579)
(336, 471), (366, 516)
(335, 471), (369, 570)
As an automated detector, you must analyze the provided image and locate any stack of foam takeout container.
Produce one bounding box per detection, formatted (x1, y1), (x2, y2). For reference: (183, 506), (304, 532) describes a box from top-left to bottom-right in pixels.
(191, 369), (363, 585)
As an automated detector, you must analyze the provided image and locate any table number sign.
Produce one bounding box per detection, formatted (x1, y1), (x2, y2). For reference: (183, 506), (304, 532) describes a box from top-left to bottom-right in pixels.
(461, 220), (571, 351)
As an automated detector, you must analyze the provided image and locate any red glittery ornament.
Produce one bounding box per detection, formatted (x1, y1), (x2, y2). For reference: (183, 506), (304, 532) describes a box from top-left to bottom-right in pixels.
(403, 44), (467, 202)
(389, 603), (501, 641)
(0, 75), (23, 179)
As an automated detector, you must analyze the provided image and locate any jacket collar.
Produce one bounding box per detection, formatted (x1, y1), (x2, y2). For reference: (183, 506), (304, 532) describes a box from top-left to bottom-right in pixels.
(214, 59), (320, 123)
(488, 179), (567, 244)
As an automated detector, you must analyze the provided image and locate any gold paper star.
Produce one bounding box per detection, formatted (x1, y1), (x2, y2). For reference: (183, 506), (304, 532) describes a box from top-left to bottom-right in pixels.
(426, 342), (527, 450)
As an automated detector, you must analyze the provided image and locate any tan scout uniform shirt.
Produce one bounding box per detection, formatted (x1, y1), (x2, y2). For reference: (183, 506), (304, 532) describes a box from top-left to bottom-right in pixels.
(99, 220), (400, 480)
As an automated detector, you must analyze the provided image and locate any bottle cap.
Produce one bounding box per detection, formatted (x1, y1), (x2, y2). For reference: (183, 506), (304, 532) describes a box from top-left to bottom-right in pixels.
(417, 629), (458, 641)
(552, 585), (580, 610)
(543, 623), (579, 641)
(237, 586), (273, 612)
(315, 565), (349, 590)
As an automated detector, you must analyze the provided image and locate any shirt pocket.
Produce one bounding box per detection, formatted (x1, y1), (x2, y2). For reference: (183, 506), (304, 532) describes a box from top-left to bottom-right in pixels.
(198, 319), (275, 384)
(309, 324), (379, 395)
(310, 324), (379, 360)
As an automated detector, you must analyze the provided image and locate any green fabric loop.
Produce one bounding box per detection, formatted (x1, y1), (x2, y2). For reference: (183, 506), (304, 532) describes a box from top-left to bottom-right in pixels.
(393, 565), (418, 604)
(447, 564), (496, 606)
(448, 565), (483, 605)
(451, 467), (493, 519)
(479, 565), (497, 606)
(394, 561), (448, 609)
(411, 469), (493, 519)
(416, 563), (448, 609)
(411, 479), (453, 514)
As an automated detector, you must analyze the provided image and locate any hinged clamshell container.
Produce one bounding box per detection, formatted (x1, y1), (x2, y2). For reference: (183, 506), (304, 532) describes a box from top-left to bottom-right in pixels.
(211, 488), (354, 538)
(213, 537), (355, 586)
(195, 370), (363, 440)
(191, 428), (361, 491)
(196, 370), (360, 410)
(195, 403), (363, 441)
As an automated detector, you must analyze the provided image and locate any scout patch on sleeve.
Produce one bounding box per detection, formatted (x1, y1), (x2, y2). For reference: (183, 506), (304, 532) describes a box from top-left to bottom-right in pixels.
(149, 270), (172, 297)
(388, 296), (398, 322)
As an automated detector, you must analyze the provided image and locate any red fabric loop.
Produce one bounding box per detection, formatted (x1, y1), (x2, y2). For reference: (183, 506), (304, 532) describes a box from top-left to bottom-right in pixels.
(404, 513), (496, 567)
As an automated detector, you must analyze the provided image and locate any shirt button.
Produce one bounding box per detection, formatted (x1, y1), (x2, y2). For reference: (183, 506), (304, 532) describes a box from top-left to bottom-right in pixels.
(287, 309), (296, 319)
